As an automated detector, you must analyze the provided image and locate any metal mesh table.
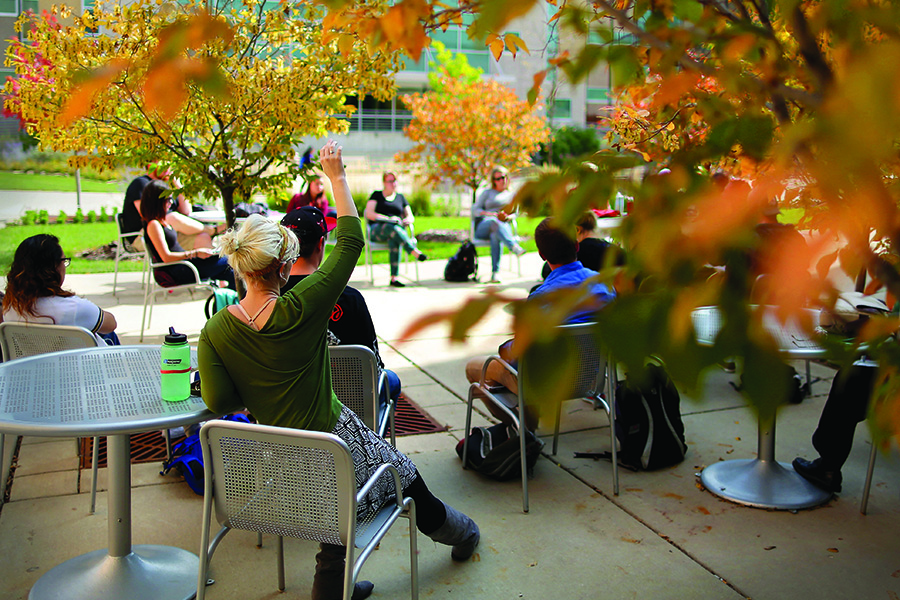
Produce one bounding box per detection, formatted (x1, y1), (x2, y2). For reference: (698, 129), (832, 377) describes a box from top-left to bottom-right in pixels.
(693, 307), (833, 510)
(0, 345), (214, 600)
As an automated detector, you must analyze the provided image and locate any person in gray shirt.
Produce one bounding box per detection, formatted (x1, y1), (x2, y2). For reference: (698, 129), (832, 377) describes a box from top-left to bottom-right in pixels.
(472, 166), (525, 282)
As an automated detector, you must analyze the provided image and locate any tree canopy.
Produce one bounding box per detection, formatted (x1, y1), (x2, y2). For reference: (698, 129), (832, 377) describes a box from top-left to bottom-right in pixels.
(395, 43), (549, 203)
(3, 0), (397, 225)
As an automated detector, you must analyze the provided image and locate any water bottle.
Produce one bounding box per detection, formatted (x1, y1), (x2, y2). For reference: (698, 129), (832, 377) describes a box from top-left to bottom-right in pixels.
(161, 327), (191, 402)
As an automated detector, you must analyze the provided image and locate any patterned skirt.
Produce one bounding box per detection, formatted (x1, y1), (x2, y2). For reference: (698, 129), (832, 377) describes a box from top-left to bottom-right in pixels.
(331, 405), (417, 520)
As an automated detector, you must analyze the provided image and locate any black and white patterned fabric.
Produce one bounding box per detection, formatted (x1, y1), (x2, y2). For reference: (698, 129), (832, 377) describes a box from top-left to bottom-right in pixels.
(331, 405), (417, 520)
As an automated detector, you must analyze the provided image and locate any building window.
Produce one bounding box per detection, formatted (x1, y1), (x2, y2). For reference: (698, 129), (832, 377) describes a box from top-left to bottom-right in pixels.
(399, 24), (495, 76)
(587, 88), (610, 103)
(337, 88), (424, 133)
(551, 98), (572, 120)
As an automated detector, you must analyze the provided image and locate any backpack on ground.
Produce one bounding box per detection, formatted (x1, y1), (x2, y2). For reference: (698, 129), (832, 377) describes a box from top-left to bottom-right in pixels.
(455, 422), (544, 481)
(444, 240), (478, 282)
(160, 412), (251, 495)
(204, 288), (240, 319)
(615, 362), (687, 471)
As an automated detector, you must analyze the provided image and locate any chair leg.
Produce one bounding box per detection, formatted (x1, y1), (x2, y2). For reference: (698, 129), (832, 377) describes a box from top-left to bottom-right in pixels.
(552, 399), (562, 456)
(0, 432), (5, 507)
(608, 357), (619, 496)
(861, 442), (878, 515)
(113, 254), (121, 296)
(462, 386), (477, 470)
(277, 535), (285, 592)
(406, 500), (419, 599)
(518, 409), (529, 513)
(90, 436), (99, 514)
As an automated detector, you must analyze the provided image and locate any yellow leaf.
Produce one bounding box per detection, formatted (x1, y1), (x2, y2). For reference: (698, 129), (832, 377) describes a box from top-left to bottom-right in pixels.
(338, 33), (355, 57)
(504, 33), (528, 58)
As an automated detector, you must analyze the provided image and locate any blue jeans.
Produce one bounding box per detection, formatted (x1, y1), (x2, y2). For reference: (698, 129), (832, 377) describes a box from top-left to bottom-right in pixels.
(475, 217), (516, 274)
(380, 369), (401, 410)
(369, 223), (417, 277)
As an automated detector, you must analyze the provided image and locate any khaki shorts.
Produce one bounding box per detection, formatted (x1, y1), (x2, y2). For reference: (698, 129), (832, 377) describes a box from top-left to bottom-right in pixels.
(177, 231), (200, 251)
(125, 236), (146, 252)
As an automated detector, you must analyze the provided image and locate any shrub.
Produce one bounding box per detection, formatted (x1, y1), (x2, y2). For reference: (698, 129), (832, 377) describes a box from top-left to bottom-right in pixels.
(37, 210), (49, 225)
(86, 210), (98, 223)
(408, 187), (434, 217)
(351, 190), (370, 214)
(100, 207), (109, 222)
(57, 211), (68, 224)
(537, 126), (601, 167)
(72, 208), (84, 224)
(265, 188), (292, 212)
(21, 210), (37, 225)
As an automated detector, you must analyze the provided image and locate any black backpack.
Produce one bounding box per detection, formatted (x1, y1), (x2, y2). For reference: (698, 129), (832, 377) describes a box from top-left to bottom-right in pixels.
(455, 423), (544, 481)
(444, 241), (478, 282)
(615, 362), (687, 470)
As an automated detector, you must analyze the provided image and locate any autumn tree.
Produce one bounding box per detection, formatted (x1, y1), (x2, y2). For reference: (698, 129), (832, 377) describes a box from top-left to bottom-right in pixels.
(3, 0), (397, 227)
(395, 43), (549, 205)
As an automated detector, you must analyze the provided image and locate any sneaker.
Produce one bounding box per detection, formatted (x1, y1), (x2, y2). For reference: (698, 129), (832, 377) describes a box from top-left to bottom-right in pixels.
(792, 457), (842, 493)
(389, 279), (406, 288)
(512, 245), (526, 257)
(488, 275), (501, 284)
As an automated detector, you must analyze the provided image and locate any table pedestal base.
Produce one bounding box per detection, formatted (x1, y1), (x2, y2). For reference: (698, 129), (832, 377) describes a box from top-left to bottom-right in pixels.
(29, 545), (199, 600)
(700, 458), (833, 510)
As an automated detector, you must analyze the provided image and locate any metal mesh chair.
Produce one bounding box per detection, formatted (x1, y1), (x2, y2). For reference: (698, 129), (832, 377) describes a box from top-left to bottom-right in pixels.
(141, 258), (216, 341)
(364, 222), (420, 284)
(113, 213), (148, 296)
(463, 322), (615, 512)
(329, 345), (396, 446)
(196, 420), (418, 600)
(0, 322), (103, 512)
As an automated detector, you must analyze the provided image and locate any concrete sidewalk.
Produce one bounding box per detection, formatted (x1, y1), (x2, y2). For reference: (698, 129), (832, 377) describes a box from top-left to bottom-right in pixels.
(1, 253), (899, 600)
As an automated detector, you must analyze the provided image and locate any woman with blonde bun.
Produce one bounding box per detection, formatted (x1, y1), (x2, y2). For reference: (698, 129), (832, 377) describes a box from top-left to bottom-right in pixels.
(198, 141), (479, 600)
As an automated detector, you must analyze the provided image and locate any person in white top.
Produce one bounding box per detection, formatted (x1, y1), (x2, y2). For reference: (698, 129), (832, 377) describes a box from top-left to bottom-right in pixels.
(2, 234), (119, 346)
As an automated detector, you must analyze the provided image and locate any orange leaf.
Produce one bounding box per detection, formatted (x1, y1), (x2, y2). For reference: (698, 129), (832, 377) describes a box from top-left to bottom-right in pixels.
(489, 36), (505, 61)
(58, 60), (128, 127)
(549, 50), (569, 66)
(653, 71), (701, 108)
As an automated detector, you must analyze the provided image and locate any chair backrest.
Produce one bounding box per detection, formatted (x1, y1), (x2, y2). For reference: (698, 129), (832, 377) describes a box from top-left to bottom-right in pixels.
(0, 322), (101, 362)
(116, 212), (140, 237)
(200, 420), (357, 548)
(329, 345), (379, 431)
(520, 322), (606, 403)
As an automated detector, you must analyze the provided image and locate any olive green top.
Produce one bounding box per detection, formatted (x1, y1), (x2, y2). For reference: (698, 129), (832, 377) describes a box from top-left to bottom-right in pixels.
(198, 216), (364, 431)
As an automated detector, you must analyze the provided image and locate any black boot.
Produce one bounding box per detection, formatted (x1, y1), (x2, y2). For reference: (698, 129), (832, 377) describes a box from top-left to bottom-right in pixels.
(311, 543), (375, 600)
(427, 503), (480, 561)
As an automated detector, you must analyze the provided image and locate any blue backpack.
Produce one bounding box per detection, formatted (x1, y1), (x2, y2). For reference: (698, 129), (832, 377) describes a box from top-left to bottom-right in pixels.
(160, 413), (251, 495)
(204, 288), (240, 319)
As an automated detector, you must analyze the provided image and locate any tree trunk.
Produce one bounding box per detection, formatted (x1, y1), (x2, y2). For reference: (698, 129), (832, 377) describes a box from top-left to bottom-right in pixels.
(217, 183), (246, 297)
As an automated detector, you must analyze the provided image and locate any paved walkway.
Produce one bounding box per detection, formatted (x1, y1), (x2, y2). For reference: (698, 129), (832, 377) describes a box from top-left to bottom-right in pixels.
(1, 254), (899, 600)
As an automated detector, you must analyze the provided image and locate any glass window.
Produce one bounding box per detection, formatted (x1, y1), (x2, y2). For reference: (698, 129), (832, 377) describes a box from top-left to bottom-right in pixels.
(551, 98), (572, 120)
(464, 52), (490, 72)
(587, 88), (610, 103)
(0, 0), (17, 14)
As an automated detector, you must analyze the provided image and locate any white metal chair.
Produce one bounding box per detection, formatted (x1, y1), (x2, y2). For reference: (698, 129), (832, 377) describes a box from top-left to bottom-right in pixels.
(141, 258), (216, 341)
(469, 214), (522, 277)
(0, 322), (103, 513)
(329, 345), (396, 446)
(196, 420), (418, 600)
(113, 213), (149, 296)
(463, 322), (615, 512)
(364, 222), (420, 284)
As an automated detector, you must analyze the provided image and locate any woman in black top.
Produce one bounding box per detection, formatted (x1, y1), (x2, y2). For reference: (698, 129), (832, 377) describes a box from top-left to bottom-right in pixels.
(364, 172), (427, 287)
(142, 180), (236, 290)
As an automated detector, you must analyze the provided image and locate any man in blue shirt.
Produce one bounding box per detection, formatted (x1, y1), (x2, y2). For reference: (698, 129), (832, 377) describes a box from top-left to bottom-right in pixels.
(464, 217), (616, 428)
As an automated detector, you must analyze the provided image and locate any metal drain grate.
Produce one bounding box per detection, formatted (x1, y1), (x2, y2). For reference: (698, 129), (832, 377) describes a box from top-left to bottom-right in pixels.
(79, 393), (445, 469)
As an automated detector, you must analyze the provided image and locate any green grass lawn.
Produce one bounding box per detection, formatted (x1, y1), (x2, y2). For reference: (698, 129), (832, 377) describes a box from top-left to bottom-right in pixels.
(0, 216), (543, 276)
(0, 172), (124, 193)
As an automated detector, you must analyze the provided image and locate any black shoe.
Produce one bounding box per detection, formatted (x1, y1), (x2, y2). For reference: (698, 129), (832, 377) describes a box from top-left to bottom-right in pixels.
(417, 253), (428, 262)
(389, 279), (406, 288)
(352, 581), (374, 600)
(792, 457), (842, 493)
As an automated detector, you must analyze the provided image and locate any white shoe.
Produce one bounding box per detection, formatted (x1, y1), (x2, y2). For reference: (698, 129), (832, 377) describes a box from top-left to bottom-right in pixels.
(512, 245), (526, 256)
